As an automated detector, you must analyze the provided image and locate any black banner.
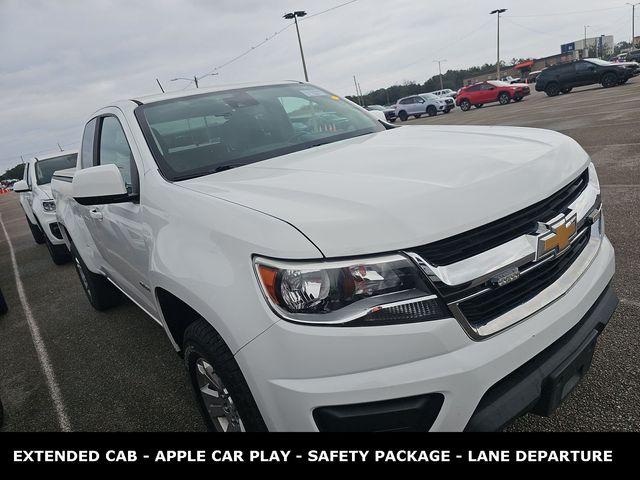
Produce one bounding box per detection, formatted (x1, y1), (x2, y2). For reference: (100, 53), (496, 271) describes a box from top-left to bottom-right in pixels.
(0, 432), (633, 470)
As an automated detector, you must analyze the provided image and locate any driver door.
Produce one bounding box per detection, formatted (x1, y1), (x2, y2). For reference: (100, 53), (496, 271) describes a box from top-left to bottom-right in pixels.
(84, 112), (157, 316)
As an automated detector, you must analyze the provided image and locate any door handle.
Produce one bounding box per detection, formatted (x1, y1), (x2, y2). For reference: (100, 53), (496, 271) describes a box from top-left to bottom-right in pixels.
(89, 208), (103, 221)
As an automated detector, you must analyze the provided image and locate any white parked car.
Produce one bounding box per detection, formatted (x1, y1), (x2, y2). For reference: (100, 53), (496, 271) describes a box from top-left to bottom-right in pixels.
(428, 88), (457, 99)
(52, 81), (616, 432)
(395, 93), (454, 121)
(13, 151), (77, 264)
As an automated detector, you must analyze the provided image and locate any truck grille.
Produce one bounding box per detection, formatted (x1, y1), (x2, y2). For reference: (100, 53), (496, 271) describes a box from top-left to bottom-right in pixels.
(411, 169), (589, 266)
(457, 227), (591, 327)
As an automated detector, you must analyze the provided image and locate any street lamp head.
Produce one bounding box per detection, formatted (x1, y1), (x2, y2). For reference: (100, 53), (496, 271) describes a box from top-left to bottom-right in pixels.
(490, 8), (507, 14)
(284, 11), (306, 19)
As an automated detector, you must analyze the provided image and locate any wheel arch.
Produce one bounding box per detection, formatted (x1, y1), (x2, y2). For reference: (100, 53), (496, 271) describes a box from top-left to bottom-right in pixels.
(155, 287), (204, 352)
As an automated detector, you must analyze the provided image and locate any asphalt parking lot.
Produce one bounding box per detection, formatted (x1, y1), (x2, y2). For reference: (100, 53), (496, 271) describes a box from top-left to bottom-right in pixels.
(0, 80), (638, 432)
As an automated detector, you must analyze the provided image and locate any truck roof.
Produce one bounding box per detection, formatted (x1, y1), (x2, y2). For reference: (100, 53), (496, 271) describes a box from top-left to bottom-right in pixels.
(33, 149), (79, 162)
(131, 80), (304, 105)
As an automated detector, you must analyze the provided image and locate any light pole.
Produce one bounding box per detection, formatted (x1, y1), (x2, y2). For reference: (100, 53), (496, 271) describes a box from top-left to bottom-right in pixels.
(490, 9), (507, 80)
(170, 73), (218, 89)
(584, 25), (590, 57)
(627, 3), (640, 47)
(433, 59), (447, 90)
(283, 11), (309, 82)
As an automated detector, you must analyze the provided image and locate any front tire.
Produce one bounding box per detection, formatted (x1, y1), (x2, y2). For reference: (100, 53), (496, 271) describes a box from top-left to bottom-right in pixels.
(601, 72), (618, 88)
(498, 92), (511, 105)
(398, 111), (408, 122)
(70, 243), (121, 310)
(184, 319), (267, 432)
(459, 99), (471, 111)
(426, 105), (437, 117)
(545, 82), (560, 97)
(26, 216), (45, 244)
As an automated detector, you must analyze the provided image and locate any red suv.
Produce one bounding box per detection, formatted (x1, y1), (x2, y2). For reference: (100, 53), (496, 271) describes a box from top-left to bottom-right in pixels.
(455, 81), (530, 111)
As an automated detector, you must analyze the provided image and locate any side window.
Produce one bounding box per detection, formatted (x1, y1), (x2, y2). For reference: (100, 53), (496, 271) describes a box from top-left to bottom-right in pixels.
(399, 98), (409, 105)
(98, 116), (136, 194)
(467, 85), (481, 92)
(81, 118), (97, 169)
(575, 62), (591, 73)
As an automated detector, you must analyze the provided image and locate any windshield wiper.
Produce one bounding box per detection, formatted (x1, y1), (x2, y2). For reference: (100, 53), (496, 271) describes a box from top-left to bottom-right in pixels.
(172, 163), (247, 181)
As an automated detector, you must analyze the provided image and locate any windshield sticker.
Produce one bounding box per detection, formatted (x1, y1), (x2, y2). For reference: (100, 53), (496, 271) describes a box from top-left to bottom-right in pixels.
(299, 88), (327, 97)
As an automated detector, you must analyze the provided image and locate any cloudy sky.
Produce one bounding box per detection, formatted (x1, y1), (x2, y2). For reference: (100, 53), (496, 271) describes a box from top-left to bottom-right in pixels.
(0, 0), (636, 172)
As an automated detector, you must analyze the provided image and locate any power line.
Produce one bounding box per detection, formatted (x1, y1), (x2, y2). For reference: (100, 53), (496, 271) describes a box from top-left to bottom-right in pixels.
(505, 6), (626, 18)
(186, 0), (361, 87)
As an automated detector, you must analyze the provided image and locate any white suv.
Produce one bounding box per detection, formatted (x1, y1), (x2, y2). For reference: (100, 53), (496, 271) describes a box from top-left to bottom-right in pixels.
(395, 93), (453, 121)
(14, 151), (77, 264)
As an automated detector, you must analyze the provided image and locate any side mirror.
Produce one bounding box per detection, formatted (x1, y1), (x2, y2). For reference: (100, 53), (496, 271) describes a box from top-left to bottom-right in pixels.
(73, 164), (130, 206)
(13, 180), (30, 193)
(368, 110), (387, 122)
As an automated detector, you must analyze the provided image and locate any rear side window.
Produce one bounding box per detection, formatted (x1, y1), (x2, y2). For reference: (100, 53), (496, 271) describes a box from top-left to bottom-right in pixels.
(81, 118), (97, 169)
(98, 116), (136, 194)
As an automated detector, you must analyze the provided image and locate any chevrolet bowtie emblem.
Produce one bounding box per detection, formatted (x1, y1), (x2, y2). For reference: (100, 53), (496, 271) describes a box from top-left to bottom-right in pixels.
(536, 212), (578, 259)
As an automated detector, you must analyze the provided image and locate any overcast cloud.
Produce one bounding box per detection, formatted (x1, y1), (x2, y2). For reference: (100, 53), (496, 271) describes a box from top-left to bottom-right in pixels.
(0, 0), (635, 172)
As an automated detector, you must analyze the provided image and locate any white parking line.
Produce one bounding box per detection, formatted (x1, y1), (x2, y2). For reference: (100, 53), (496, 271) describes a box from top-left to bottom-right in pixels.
(0, 213), (71, 432)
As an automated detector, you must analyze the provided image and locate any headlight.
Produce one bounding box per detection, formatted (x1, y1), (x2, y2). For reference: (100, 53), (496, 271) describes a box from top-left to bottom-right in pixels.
(254, 254), (448, 326)
(42, 200), (56, 212)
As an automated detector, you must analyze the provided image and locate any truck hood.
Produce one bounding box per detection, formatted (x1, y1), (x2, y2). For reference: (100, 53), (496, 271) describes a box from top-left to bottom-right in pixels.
(180, 125), (590, 258)
(37, 184), (53, 200)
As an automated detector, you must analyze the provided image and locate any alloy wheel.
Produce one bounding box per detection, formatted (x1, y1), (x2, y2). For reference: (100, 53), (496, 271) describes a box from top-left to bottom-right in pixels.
(195, 358), (244, 432)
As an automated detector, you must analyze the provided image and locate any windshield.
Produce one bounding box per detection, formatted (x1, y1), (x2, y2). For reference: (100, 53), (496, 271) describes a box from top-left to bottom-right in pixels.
(135, 83), (384, 181)
(585, 58), (611, 66)
(35, 153), (77, 185)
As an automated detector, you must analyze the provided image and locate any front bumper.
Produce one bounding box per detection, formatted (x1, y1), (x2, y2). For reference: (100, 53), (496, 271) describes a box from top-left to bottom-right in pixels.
(35, 209), (65, 245)
(236, 236), (616, 431)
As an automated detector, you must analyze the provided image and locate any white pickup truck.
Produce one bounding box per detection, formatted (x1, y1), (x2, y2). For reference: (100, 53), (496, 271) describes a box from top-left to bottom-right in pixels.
(13, 151), (77, 264)
(52, 81), (617, 432)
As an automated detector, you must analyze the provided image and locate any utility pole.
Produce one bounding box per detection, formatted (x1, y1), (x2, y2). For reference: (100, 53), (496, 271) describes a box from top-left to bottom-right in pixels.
(628, 3), (640, 47)
(353, 75), (363, 105)
(284, 11), (309, 82)
(358, 82), (364, 104)
(490, 9), (507, 80)
(583, 25), (590, 57)
(434, 59), (447, 90)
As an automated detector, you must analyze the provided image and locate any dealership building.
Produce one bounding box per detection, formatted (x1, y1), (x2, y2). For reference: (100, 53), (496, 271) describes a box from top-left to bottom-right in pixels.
(463, 35), (615, 85)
